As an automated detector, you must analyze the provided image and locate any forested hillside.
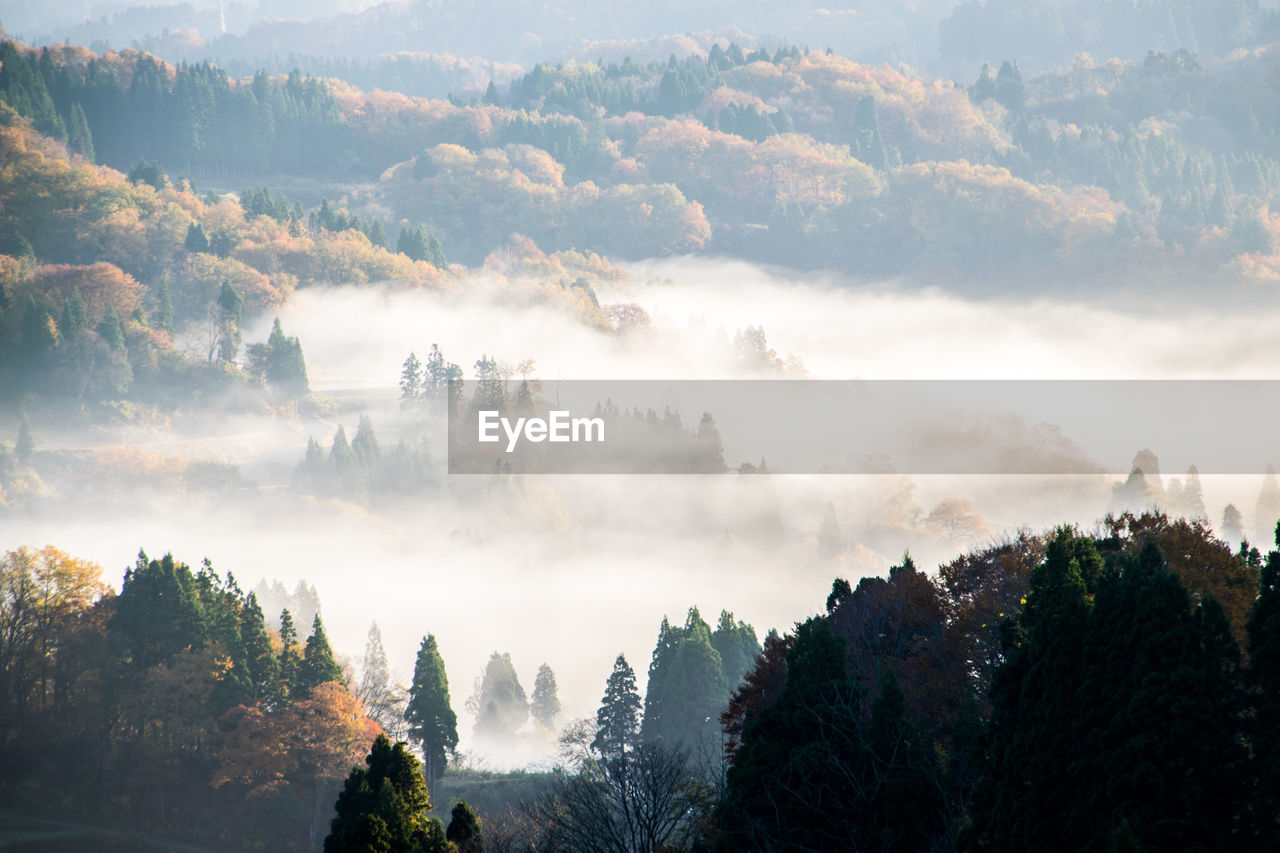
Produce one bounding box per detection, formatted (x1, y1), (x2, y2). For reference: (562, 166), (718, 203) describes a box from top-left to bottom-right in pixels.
(4, 9), (1280, 853)
(7, 513), (1280, 850)
(6, 37), (1280, 281)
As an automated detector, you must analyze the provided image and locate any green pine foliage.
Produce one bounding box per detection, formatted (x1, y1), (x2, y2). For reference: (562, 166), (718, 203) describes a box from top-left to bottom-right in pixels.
(642, 605), (754, 752)
(445, 799), (483, 853)
(406, 634), (459, 790)
(325, 734), (437, 853)
(298, 614), (344, 693)
(396, 224), (448, 269)
(529, 663), (561, 731)
(591, 654), (642, 767)
(472, 651), (529, 745)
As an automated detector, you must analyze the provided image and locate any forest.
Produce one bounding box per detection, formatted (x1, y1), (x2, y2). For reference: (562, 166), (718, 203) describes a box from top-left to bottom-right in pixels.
(6, 513), (1280, 851)
(5, 1), (1280, 851)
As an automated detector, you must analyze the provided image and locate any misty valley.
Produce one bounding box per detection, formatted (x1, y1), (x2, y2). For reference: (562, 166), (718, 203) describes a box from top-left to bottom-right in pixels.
(6, 1), (1280, 850)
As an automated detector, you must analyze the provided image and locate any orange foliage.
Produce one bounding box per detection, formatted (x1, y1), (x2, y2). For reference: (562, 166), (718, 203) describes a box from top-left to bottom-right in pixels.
(31, 262), (144, 323)
(215, 683), (381, 794)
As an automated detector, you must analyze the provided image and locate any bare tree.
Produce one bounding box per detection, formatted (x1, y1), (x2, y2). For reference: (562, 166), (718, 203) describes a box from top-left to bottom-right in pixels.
(529, 742), (711, 853)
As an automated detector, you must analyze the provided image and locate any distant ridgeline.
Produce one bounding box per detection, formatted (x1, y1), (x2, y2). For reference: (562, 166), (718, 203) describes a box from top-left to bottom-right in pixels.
(5, 35), (1280, 277)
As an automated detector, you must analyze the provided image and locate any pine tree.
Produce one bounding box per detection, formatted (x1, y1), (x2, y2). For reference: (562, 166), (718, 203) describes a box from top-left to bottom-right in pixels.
(530, 663), (561, 731)
(473, 652), (528, 745)
(265, 317), (309, 396)
(1257, 466), (1280, 546)
(325, 734), (436, 853)
(66, 101), (94, 161)
(359, 622), (392, 716)
(97, 303), (124, 350)
(818, 502), (842, 556)
(59, 288), (87, 335)
(1223, 503), (1245, 545)
(298, 614), (343, 693)
(446, 799), (483, 853)
(279, 608), (303, 700)
(400, 352), (422, 404)
(216, 281), (243, 362)
(241, 592), (279, 701)
(591, 654), (641, 770)
(711, 610), (761, 691)
(406, 634), (459, 790)
(184, 222), (210, 253)
(717, 616), (867, 850)
(1181, 464), (1207, 520)
(642, 607), (728, 752)
(353, 415), (380, 468)
(397, 224), (447, 268)
(968, 528), (1092, 850)
(1250, 522), (1280, 833)
(641, 616), (679, 743)
(155, 277), (175, 334)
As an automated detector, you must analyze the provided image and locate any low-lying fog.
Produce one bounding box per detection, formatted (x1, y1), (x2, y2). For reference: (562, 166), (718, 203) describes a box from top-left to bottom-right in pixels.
(6, 258), (1278, 766)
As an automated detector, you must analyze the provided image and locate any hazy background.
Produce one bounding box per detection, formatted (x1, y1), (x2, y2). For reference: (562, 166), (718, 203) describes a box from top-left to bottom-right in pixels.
(4, 259), (1275, 763)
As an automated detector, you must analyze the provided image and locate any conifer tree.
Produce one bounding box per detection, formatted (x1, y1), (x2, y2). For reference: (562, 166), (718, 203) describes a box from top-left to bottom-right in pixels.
(446, 799), (483, 853)
(642, 607), (728, 751)
(406, 634), (459, 790)
(325, 734), (436, 853)
(1250, 522), (1280, 832)
(400, 352), (422, 403)
(278, 608), (303, 700)
(240, 592), (279, 701)
(1257, 466), (1280, 545)
(711, 610), (760, 691)
(473, 652), (528, 745)
(155, 277), (175, 334)
(59, 288), (87, 335)
(591, 654), (641, 769)
(184, 222), (210, 253)
(530, 663), (561, 731)
(298, 614), (343, 693)
(97, 303), (124, 350)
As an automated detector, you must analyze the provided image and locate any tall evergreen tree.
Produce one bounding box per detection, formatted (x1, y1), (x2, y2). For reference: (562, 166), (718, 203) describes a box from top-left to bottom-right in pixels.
(710, 610), (760, 691)
(59, 288), (87, 335)
(446, 799), (483, 853)
(216, 281), (243, 363)
(591, 654), (641, 769)
(325, 734), (439, 853)
(297, 614), (343, 693)
(1250, 522), (1280, 835)
(642, 607), (728, 752)
(1181, 464), (1207, 520)
(155, 277), (175, 334)
(1223, 503), (1245, 545)
(473, 652), (528, 745)
(530, 663), (561, 731)
(240, 591), (279, 701)
(279, 607), (303, 700)
(184, 222), (210, 253)
(400, 352), (422, 403)
(406, 634), (459, 790)
(1257, 466), (1280, 546)
(97, 303), (124, 350)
